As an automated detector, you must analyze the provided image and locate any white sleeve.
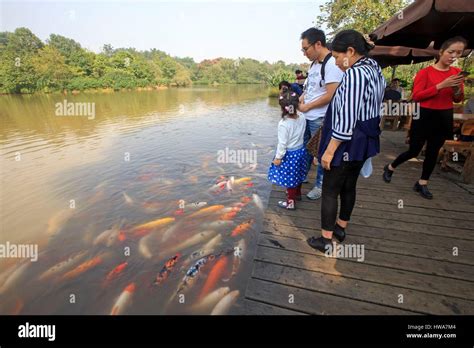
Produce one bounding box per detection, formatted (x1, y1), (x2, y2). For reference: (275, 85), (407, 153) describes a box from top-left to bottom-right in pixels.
(324, 59), (344, 84)
(276, 122), (289, 159)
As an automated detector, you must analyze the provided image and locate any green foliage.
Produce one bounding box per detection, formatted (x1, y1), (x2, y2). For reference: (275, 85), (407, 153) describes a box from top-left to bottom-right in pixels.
(267, 69), (295, 87)
(0, 27), (306, 94)
(32, 45), (72, 92)
(317, 0), (411, 36)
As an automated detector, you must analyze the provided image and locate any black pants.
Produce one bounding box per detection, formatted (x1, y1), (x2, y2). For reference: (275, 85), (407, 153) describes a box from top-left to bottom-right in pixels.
(321, 161), (364, 231)
(391, 108), (452, 180)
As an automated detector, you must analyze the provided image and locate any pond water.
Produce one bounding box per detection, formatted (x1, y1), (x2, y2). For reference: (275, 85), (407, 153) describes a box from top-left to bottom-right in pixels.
(0, 85), (281, 315)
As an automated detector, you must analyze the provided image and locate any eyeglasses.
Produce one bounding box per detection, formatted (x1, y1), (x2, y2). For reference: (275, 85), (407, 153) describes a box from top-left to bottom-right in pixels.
(301, 44), (314, 53)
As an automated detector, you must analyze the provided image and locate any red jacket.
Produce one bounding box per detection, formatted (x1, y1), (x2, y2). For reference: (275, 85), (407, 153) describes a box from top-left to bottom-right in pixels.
(412, 65), (464, 109)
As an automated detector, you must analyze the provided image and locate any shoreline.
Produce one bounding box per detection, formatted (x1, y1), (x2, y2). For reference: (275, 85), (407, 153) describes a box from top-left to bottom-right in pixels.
(0, 83), (269, 97)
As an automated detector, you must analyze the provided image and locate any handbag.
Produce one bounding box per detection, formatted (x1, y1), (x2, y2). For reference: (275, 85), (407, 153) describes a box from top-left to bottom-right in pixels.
(306, 127), (322, 157)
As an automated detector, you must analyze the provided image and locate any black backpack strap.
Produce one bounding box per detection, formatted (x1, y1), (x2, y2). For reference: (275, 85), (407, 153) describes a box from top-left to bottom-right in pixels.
(319, 52), (332, 87)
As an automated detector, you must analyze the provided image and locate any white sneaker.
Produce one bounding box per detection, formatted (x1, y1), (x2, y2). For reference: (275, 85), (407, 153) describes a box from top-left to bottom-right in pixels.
(306, 187), (322, 200)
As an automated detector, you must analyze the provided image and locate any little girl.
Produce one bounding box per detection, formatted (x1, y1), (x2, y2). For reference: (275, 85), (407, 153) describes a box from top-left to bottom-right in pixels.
(268, 87), (309, 210)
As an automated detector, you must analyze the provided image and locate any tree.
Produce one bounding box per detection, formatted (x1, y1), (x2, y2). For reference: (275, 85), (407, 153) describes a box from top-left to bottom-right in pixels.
(0, 28), (42, 93)
(316, 0), (411, 36)
(102, 44), (114, 57)
(32, 45), (72, 92)
(48, 34), (94, 76)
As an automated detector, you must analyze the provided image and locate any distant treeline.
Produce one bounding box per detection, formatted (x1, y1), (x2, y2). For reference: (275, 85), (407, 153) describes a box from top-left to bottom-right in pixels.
(0, 28), (307, 94)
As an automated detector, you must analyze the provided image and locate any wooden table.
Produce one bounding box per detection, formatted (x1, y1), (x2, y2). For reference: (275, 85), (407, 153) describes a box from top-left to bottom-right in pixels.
(443, 113), (474, 184)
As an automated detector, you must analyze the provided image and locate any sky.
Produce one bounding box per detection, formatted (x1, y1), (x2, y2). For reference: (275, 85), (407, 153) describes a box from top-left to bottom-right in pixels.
(0, 0), (327, 64)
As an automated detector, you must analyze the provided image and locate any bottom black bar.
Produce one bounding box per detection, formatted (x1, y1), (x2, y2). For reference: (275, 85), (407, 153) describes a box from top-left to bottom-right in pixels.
(0, 315), (473, 346)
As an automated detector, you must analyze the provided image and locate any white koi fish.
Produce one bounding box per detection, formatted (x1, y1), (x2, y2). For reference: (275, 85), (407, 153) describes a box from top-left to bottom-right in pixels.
(192, 287), (230, 312)
(110, 283), (136, 315)
(210, 290), (240, 315)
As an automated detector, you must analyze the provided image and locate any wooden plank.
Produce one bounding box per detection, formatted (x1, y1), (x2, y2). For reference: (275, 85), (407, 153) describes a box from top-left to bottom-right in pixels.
(301, 174), (467, 193)
(246, 278), (414, 315)
(264, 211), (474, 241)
(252, 261), (474, 315)
(234, 298), (306, 315)
(274, 185), (474, 207)
(258, 233), (474, 282)
(268, 197), (472, 230)
(269, 190), (474, 214)
(262, 221), (474, 253)
(268, 195), (474, 222)
(255, 245), (474, 301)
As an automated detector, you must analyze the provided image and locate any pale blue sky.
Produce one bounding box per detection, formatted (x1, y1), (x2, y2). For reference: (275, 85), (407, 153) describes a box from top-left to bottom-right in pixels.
(0, 0), (327, 64)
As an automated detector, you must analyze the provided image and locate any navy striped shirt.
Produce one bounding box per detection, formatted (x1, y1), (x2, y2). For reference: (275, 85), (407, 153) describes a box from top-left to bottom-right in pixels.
(330, 57), (386, 142)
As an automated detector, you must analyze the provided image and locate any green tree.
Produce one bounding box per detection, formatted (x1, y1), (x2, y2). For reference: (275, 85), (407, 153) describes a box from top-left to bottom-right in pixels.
(0, 28), (42, 93)
(47, 34), (95, 77)
(32, 45), (72, 92)
(316, 0), (411, 35)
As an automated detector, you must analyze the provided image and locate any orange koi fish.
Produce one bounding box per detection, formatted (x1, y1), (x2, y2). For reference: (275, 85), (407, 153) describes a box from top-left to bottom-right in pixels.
(198, 256), (229, 300)
(230, 219), (254, 237)
(188, 205), (224, 218)
(61, 256), (103, 281)
(104, 262), (128, 284)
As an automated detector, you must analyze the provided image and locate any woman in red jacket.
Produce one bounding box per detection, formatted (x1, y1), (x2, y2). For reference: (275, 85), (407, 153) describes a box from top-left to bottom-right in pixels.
(383, 36), (467, 199)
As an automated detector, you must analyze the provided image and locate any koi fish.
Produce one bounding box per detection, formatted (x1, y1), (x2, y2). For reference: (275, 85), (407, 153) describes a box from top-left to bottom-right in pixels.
(180, 234), (222, 270)
(219, 211), (238, 221)
(187, 205), (225, 218)
(210, 290), (240, 315)
(60, 256), (103, 281)
(200, 220), (234, 230)
(93, 223), (122, 247)
(192, 287), (230, 312)
(110, 283), (136, 315)
(93, 220), (125, 247)
(223, 239), (246, 282)
(161, 223), (180, 243)
(118, 230), (127, 242)
(153, 254), (180, 286)
(0, 261), (30, 295)
(233, 177), (252, 185)
(232, 196), (252, 209)
(177, 254), (216, 294)
(226, 176), (235, 192)
(104, 262), (128, 285)
(230, 219), (254, 237)
(157, 230), (217, 258)
(132, 217), (175, 237)
(142, 201), (166, 213)
(252, 193), (265, 212)
(199, 256), (229, 300)
(46, 208), (74, 235)
(123, 192), (134, 205)
(38, 250), (88, 281)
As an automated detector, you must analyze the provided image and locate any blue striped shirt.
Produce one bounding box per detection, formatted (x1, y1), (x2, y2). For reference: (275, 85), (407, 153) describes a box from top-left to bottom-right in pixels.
(330, 57), (386, 142)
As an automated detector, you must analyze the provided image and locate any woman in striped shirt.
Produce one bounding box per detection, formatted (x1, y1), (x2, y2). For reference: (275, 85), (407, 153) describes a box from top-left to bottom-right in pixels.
(307, 30), (386, 253)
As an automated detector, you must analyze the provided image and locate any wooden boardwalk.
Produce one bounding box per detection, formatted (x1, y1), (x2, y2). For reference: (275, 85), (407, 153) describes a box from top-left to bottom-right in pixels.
(239, 131), (474, 315)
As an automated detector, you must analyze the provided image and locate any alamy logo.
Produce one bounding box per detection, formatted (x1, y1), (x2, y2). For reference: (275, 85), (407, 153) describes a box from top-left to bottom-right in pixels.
(55, 99), (96, 120)
(0, 242), (38, 262)
(217, 147), (257, 165)
(324, 242), (365, 262)
(381, 100), (420, 120)
(18, 322), (56, 341)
